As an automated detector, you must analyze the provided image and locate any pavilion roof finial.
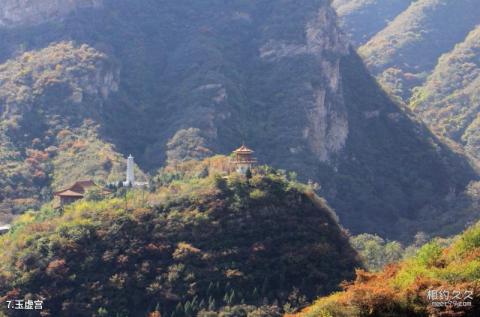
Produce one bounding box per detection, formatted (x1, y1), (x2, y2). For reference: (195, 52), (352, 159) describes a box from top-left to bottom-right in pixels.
(233, 143), (254, 154)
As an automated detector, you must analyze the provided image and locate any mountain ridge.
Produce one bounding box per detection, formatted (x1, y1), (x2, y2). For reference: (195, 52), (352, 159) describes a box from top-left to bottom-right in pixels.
(336, 0), (480, 165)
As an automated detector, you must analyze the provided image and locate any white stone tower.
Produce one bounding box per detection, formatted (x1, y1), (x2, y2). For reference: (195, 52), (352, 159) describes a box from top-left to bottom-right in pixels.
(126, 154), (135, 186)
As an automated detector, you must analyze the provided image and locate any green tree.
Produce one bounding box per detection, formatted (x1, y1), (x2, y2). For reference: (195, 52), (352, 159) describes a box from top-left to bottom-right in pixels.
(84, 187), (104, 201)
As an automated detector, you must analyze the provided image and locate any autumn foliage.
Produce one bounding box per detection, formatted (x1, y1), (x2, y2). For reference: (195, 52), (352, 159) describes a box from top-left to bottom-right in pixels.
(294, 222), (480, 317)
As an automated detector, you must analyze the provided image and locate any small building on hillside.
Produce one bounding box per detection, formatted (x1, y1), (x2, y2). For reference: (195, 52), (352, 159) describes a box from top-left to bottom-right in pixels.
(54, 180), (108, 206)
(0, 224), (11, 235)
(231, 144), (257, 175)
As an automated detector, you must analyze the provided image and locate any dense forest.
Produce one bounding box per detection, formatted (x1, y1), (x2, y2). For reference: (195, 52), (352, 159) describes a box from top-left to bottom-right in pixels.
(1, 157), (478, 317)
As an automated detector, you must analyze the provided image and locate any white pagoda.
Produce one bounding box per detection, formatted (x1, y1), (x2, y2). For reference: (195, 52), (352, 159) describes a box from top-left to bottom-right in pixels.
(123, 154), (147, 188)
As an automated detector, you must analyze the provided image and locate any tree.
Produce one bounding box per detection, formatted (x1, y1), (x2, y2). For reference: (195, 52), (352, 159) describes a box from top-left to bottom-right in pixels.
(84, 187), (104, 201)
(245, 168), (252, 179)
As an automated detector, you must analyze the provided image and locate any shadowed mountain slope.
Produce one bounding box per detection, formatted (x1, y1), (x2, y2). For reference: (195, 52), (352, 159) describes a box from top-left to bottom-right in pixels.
(359, 0), (480, 101)
(332, 0), (414, 46)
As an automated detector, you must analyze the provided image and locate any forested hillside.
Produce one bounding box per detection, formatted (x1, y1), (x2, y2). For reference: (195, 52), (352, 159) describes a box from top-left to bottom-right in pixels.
(411, 26), (480, 163)
(294, 221), (480, 317)
(0, 158), (360, 317)
(0, 42), (131, 221)
(335, 0), (480, 199)
(0, 0), (478, 242)
(358, 0), (480, 101)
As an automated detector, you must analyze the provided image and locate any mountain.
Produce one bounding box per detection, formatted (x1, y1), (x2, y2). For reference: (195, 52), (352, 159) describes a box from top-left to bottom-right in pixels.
(335, 0), (480, 180)
(358, 0), (480, 101)
(332, 0), (414, 46)
(0, 158), (360, 317)
(0, 0), (478, 241)
(294, 220), (480, 317)
(0, 42), (143, 220)
(411, 26), (480, 164)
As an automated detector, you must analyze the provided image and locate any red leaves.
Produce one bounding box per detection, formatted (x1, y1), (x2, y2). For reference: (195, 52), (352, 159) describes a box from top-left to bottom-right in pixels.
(46, 259), (68, 276)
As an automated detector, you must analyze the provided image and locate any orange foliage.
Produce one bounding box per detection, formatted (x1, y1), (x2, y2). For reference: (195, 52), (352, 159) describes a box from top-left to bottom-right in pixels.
(57, 129), (71, 139)
(33, 170), (46, 180)
(59, 141), (73, 150)
(29, 222), (56, 233)
(343, 268), (400, 312)
(46, 259), (68, 276)
(72, 139), (87, 150)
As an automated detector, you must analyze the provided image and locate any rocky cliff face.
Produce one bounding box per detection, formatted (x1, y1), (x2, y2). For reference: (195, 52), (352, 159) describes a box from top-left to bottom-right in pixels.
(258, 4), (349, 162)
(0, 0), (103, 27)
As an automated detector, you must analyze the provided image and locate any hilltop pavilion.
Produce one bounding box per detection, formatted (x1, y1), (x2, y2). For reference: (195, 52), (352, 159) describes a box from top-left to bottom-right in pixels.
(231, 144), (257, 175)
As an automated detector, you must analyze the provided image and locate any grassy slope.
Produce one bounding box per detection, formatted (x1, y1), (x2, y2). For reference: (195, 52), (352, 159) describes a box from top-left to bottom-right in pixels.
(294, 221), (480, 317)
(337, 1), (480, 176)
